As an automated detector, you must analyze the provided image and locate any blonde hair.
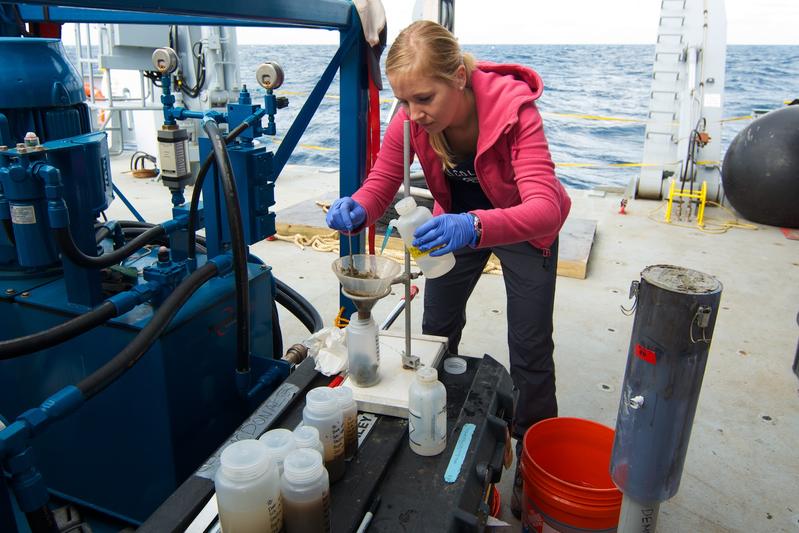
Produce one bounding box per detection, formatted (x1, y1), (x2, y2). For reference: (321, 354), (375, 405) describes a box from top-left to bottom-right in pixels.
(386, 20), (476, 169)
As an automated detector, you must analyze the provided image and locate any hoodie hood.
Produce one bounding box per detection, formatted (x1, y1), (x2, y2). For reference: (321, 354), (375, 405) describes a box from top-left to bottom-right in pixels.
(470, 61), (544, 152)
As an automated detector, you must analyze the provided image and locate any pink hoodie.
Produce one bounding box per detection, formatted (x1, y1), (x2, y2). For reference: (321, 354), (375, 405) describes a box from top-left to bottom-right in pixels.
(352, 61), (571, 251)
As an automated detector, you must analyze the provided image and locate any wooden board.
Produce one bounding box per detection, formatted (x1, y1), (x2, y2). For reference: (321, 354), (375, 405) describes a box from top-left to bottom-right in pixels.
(275, 196), (597, 279)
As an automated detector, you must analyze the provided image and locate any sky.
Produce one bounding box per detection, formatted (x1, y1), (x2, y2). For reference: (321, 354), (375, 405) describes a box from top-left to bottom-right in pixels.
(235, 0), (799, 45)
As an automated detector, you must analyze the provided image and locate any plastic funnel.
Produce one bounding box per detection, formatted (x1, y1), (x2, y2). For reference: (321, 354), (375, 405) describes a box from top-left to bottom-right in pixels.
(332, 254), (401, 298)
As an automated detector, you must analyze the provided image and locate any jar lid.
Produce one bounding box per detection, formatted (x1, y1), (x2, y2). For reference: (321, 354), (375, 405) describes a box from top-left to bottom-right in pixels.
(332, 386), (355, 407)
(443, 357), (467, 375)
(258, 428), (296, 460)
(305, 387), (339, 416)
(219, 439), (272, 481)
(293, 425), (322, 449)
(283, 448), (325, 484)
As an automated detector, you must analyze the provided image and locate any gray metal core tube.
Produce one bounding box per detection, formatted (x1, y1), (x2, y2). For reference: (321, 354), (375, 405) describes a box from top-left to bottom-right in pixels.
(611, 265), (722, 503)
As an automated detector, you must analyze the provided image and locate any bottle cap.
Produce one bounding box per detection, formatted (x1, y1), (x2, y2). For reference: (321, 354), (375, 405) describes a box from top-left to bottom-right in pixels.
(293, 425), (322, 449)
(305, 387), (339, 416)
(219, 439), (272, 481)
(416, 366), (438, 383)
(394, 196), (417, 216)
(258, 429), (296, 468)
(332, 386), (355, 408)
(283, 448), (325, 484)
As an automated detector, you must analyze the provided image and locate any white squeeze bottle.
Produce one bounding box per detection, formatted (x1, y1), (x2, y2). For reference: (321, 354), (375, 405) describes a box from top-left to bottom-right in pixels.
(389, 197), (455, 279)
(408, 367), (447, 456)
(214, 439), (283, 533)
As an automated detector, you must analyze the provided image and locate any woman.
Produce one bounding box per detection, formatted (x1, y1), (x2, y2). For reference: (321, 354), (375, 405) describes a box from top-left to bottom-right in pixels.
(326, 20), (571, 514)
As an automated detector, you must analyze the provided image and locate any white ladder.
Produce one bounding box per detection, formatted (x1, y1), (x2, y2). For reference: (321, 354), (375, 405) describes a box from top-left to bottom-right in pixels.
(638, 0), (727, 201)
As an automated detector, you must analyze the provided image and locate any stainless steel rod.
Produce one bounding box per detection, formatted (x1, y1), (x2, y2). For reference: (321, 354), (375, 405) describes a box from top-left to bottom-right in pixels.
(403, 120), (412, 363)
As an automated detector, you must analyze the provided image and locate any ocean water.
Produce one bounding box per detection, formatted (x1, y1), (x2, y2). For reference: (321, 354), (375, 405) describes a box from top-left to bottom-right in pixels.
(237, 44), (798, 190)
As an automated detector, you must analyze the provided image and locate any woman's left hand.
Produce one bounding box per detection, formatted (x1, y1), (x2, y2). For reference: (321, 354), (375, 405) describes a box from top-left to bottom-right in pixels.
(413, 213), (477, 256)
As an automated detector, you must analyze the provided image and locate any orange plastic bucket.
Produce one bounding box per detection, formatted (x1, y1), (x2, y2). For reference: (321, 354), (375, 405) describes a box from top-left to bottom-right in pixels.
(521, 418), (622, 532)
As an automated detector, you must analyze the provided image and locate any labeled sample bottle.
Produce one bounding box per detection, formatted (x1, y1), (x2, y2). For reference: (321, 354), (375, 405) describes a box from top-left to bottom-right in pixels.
(281, 449), (331, 533)
(408, 367), (447, 456)
(390, 196), (456, 279)
(302, 387), (346, 482)
(293, 425), (325, 457)
(346, 313), (380, 387)
(214, 439), (283, 533)
(332, 386), (358, 460)
(258, 428), (296, 476)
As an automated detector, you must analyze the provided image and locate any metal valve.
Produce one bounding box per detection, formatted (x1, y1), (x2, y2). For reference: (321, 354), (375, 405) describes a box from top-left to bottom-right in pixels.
(256, 61), (285, 90)
(152, 47), (179, 75)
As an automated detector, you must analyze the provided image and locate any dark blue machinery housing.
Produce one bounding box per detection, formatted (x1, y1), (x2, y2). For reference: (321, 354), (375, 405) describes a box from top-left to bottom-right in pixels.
(0, 1), (369, 530)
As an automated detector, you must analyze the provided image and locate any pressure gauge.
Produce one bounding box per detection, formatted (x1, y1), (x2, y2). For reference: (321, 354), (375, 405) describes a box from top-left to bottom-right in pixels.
(256, 61), (285, 90)
(152, 47), (179, 75)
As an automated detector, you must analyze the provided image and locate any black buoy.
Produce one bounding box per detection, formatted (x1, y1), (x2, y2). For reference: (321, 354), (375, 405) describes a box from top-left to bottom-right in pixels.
(721, 105), (799, 228)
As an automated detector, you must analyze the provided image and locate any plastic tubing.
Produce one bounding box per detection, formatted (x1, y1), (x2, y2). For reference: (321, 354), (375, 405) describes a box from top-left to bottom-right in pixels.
(202, 119), (251, 374)
(76, 261), (218, 399)
(275, 278), (323, 333)
(55, 224), (165, 269)
(0, 301), (117, 360)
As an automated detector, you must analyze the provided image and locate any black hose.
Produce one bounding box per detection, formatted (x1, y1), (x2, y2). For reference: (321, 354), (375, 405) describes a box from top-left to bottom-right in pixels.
(187, 121), (250, 260)
(55, 225), (165, 269)
(0, 301), (117, 360)
(95, 225), (112, 244)
(271, 298), (283, 360)
(77, 262), (218, 399)
(275, 278), (324, 334)
(202, 120), (250, 373)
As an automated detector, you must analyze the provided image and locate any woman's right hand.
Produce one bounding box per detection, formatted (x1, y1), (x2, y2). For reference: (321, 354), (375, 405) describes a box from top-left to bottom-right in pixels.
(326, 197), (366, 232)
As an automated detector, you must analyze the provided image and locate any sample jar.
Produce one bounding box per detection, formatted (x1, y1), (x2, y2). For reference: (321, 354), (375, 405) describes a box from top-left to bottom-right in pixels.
(302, 387), (346, 482)
(214, 439), (283, 533)
(408, 366), (447, 456)
(281, 449), (331, 533)
(346, 313), (380, 387)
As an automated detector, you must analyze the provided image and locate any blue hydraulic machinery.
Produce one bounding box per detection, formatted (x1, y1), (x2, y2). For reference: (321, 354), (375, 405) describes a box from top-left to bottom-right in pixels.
(0, 1), (370, 530)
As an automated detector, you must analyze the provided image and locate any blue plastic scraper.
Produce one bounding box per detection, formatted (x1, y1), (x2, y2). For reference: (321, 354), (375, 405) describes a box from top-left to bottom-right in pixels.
(444, 423), (476, 483)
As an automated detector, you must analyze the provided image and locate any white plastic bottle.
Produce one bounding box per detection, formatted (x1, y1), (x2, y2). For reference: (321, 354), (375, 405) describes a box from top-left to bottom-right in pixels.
(346, 313), (380, 387)
(332, 386), (358, 460)
(214, 439), (283, 533)
(408, 367), (447, 456)
(293, 425), (325, 457)
(389, 196), (456, 279)
(258, 428), (296, 476)
(302, 387), (346, 482)
(281, 449), (331, 533)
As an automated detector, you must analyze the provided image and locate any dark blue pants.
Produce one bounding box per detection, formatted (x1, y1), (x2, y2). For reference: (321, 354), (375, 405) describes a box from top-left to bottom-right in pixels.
(422, 239), (559, 441)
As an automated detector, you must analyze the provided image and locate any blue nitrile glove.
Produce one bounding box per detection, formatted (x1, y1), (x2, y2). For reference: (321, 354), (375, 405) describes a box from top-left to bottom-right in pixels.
(412, 213), (476, 256)
(326, 197), (366, 232)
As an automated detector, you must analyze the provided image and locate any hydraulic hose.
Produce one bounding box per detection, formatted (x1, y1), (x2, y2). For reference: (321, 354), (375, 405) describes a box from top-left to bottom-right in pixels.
(187, 121), (251, 260)
(0, 301), (117, 360)
(55, 224), (165, 269)
(76, 261), (218, 400)
(275, 278), (324, 333)
(202, 119), (251, 374)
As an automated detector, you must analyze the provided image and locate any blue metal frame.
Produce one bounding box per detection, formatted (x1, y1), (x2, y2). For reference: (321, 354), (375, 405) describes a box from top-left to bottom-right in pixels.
(17, 0), (352, 28)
